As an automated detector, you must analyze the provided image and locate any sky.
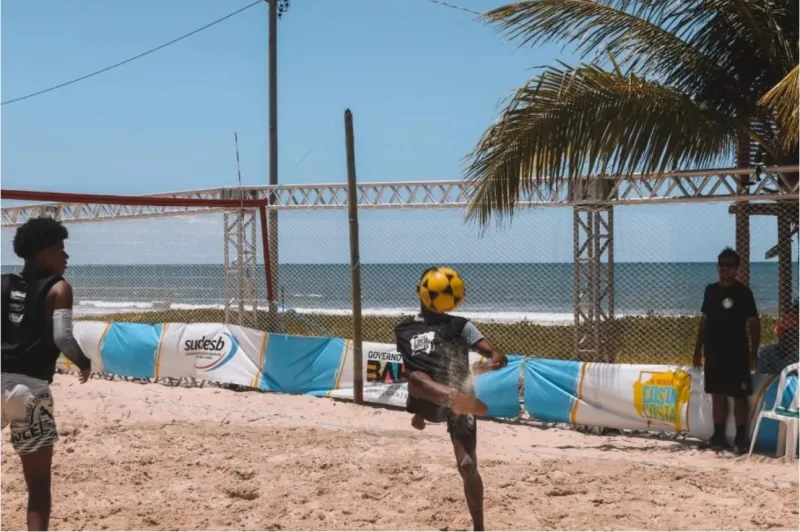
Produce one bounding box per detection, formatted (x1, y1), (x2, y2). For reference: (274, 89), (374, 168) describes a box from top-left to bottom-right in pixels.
(1, 0), (797, 266)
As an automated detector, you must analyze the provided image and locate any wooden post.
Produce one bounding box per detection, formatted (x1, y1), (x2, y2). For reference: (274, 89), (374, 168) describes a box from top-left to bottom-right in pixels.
(345, 109), (364, 405)
(267, 0), (280, 331)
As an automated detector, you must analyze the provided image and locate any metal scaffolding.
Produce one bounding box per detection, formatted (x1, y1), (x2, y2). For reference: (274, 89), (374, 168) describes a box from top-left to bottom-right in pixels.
(220, 189), (260, 327)
(222, 210), (259, 327)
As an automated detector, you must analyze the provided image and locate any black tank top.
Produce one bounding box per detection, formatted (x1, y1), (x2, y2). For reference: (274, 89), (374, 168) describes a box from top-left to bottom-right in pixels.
(1, 272), (63, 383)
(395, 311), (471, 421)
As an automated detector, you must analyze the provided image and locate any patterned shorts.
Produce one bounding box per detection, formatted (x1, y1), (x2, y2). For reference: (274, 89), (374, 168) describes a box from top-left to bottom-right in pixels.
(1, 373), (59, 454)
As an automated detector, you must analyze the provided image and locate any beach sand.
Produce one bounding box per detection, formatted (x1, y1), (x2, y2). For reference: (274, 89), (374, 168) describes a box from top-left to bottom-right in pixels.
(2, 374), (798, 531)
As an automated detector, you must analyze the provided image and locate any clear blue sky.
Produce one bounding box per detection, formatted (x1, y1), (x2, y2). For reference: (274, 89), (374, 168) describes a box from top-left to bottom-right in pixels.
(1, 0), (796, 265)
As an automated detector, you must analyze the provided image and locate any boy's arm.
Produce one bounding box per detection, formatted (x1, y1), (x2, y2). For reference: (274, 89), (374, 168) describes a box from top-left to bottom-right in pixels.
(47, 280), (92, 380)
(462, 321), (507, 370)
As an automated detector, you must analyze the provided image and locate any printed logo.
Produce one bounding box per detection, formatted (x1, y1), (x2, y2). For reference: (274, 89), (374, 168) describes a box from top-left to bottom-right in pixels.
(632, 369), (691, 432)
(410, 332), (436, 356)
(10, 393), (57, 452)
(366, 348), (407, 385)
(722, 297), (734, 310)
(367, 350), (403, 363)
(9, 290), (25, 302)
(183, 332), (239, 371)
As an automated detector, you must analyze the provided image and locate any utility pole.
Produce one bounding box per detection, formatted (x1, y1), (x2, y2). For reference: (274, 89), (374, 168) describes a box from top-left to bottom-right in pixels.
(267, 0), (289, 329)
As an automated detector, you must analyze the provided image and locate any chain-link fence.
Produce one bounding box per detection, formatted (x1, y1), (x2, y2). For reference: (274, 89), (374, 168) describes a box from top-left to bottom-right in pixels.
(0, 208), (271, 328)
(2, 193), (797, 373)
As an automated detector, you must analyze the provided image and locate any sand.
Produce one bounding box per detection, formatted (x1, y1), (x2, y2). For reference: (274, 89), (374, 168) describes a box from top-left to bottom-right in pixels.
(2, 375), (798, 531)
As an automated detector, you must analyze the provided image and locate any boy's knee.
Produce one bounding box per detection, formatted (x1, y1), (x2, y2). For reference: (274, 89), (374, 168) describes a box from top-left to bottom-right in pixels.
(27, 481), (51, 512)
(456, 453), (478, 479)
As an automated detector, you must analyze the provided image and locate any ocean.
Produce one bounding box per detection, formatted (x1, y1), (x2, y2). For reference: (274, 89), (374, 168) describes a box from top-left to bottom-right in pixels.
(2, 262), (797, 323)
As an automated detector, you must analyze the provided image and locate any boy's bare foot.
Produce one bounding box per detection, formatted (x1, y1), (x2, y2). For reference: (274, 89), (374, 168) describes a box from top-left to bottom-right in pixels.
(411, 414), (426, 431)
(449, 392), (488, 416)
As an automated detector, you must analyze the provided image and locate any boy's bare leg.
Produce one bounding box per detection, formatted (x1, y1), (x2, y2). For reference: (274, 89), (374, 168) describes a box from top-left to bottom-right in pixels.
(452, 430), (484, 531)
(20, 445), (53, 531)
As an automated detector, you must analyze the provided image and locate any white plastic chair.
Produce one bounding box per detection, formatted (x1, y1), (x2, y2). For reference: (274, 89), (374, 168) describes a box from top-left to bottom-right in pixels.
(749, 362), (799, 459)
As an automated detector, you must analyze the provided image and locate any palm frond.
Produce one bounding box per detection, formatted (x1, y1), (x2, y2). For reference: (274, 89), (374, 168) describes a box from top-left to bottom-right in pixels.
(761, 65), (799, 152)
(481, 1), (741, 105)
(679, 0), (798, 103)
(464, 63), (736, 226)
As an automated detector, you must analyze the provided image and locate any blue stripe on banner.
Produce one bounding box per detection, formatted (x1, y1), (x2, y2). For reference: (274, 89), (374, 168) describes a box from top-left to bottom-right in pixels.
(753, 375), (798, 453)
(524, 359), (581, 423)
(473, 355), (523, 419)
(100, 323), (161, 378)
(260, 334), (345, 394)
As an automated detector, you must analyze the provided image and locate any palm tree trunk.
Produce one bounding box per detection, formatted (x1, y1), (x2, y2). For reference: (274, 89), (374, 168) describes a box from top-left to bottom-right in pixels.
(735, 133), (751, 286)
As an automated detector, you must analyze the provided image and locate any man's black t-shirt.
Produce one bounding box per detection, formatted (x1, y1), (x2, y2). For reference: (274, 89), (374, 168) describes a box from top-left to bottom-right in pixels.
(702, 280), (758, 360)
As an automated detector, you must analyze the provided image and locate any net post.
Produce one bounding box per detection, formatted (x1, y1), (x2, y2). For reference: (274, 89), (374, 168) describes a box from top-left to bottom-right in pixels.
(259, 204), (277, 331)
(345, 109), (364, 406)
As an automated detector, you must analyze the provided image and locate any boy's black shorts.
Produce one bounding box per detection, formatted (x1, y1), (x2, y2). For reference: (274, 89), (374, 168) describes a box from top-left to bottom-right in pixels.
(407, 396), (477, 454)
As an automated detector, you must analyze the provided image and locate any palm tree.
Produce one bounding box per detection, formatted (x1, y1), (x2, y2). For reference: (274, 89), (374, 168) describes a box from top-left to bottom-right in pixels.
(465, 2), (798, 276)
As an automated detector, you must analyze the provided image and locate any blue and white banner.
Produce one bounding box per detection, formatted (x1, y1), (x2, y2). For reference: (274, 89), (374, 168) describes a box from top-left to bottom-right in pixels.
(523, 359), (797, 452)
(60, 321), (795, 453)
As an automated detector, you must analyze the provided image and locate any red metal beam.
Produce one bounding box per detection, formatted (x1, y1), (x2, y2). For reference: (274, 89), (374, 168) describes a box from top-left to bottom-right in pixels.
(2, 189), (268, 208)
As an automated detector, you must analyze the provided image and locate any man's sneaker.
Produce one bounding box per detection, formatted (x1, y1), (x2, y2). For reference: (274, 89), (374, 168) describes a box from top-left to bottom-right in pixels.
(733, 439), (749, 455)
(698, 435), (729, 450)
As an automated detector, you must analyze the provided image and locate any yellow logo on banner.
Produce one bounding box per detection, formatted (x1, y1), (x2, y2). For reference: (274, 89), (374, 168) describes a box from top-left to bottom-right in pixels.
(632, 370), (691, 431)
(59, 354), (74, 371)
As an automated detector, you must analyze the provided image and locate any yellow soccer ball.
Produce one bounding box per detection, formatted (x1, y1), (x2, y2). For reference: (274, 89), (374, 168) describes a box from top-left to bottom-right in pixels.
(418, 266), (465, 313)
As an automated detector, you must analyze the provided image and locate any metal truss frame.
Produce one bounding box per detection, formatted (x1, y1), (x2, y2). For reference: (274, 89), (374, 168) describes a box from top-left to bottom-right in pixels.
(223, 209), (259, 328)
(573, 207), (615, 362)
(2, 166), (797, 226)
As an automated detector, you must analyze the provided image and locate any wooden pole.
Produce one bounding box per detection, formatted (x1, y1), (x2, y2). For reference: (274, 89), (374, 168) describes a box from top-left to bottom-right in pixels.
(267, 0), (280, 331)
(345, 109), (364, 405)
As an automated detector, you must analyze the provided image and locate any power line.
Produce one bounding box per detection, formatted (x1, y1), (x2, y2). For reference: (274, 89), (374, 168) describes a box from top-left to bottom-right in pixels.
(427, 0), (482, 17)
(1, 0), (264, 107)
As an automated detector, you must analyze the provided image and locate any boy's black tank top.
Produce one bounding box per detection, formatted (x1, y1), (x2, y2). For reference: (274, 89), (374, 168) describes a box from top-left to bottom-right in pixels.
(395, 312), (471, 421)
(1, 272), (63, 383)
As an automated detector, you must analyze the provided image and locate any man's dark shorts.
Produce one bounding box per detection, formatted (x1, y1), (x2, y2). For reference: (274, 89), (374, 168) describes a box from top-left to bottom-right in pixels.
(407, 396), (477, 454)
(704, 352), (753, 397)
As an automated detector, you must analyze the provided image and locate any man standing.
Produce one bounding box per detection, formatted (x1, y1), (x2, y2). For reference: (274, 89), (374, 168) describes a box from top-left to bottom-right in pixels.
(2, 217), (93, 530)
(693, 247), (761, 454)
(396, 267), (507, 532)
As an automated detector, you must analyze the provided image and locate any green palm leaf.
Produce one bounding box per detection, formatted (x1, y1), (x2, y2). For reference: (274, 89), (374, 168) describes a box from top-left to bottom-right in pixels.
(761, 65), (799, 152)
(481, 1), (795, 113)
(464, 63), (736, 225)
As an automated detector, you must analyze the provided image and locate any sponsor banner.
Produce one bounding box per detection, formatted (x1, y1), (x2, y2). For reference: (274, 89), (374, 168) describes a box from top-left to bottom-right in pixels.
(330, 341), (486, 408)
(260, 334), (345, 394)
(60, 322), (795, 453)
(157, 323), (265, 387)
(573, 364), (693, 432)
(524, 359), (796, 451)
